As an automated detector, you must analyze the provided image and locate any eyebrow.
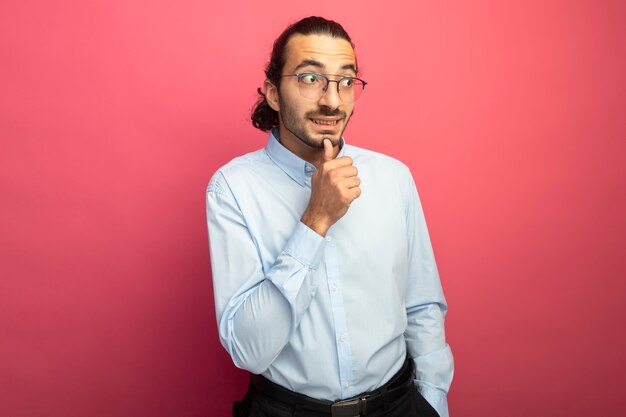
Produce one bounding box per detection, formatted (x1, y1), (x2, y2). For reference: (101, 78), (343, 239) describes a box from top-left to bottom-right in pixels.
(293, 59), (357, 74)
(293, 59), (324, 72)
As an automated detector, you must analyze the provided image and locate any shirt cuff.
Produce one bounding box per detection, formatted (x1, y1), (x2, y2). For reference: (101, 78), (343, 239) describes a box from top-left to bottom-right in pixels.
(417, 384), (449, 417)
(283, 221), (327, 269)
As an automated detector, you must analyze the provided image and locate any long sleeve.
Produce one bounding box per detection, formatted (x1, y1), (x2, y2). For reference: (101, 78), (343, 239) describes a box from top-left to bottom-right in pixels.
(206, 172), (326, 374)
(402, 171), (454, 417)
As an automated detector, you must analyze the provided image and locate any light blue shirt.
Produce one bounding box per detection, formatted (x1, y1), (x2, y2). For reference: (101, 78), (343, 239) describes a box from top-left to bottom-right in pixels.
(206, 129), (453, 416)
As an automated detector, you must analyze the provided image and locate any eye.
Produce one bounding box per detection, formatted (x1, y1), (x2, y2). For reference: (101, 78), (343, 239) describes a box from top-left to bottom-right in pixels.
(299, 73), (322, 85)
(339, 77), (355, 88)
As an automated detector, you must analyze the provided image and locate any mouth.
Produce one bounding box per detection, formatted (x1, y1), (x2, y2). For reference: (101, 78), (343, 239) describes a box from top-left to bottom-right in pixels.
(309, 118), (341, 127)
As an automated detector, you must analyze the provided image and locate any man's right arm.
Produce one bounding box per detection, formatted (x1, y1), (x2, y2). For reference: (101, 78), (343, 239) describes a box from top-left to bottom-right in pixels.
(206, 171), (326, 374)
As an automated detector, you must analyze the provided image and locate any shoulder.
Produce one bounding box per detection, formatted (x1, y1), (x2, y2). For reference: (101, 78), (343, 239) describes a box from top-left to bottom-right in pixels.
(207, 148), (271, 195)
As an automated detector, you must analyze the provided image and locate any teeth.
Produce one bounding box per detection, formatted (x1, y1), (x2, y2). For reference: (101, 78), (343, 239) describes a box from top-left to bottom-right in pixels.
(313, 119), (338, 125)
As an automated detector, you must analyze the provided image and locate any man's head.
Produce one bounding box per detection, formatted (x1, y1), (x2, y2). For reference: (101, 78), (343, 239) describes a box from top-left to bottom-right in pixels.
(252, 17), (363, 150)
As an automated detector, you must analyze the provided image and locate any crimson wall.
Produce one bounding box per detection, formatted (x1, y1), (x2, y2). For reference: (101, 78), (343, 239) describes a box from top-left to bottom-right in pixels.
(1, 1), (625, 416)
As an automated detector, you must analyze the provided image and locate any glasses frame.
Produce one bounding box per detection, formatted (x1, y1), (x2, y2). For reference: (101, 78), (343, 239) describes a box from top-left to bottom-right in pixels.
(281, 72), (368, 103)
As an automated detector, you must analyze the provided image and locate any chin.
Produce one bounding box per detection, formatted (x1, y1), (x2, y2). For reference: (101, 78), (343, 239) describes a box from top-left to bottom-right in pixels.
(308, 136), (339, 149)
(297, 127), (344, 149)
(314, 131), (341, 144)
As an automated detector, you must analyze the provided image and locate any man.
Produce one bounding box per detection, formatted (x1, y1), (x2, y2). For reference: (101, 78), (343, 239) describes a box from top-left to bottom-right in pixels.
(206, 16), (453, 417)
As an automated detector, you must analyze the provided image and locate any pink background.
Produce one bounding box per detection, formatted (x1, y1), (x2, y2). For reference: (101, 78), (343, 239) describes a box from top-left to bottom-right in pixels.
(2, 1), (625, 416)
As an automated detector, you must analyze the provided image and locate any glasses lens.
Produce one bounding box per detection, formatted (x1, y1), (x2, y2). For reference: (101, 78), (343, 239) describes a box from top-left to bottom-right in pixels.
(297, 73), (326, 100)
(295, 74), (366, 103)
(338, 78), (365, 103)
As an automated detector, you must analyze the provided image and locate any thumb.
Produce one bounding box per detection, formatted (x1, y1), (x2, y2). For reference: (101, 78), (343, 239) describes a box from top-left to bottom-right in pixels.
(323, 139), (334, 162)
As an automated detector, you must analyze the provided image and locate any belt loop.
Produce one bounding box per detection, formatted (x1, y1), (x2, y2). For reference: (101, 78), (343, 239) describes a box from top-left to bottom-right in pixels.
(292, 397), (301, 417)
(360, 397), (368, 415)
(381, 389), (391, 411)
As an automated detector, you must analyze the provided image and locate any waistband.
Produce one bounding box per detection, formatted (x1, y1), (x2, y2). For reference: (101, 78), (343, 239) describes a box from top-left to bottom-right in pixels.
(250, 357), (415, 417)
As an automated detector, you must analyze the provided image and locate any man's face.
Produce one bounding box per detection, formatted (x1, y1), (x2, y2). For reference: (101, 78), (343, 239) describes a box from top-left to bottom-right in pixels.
(275, 34), (357, 149)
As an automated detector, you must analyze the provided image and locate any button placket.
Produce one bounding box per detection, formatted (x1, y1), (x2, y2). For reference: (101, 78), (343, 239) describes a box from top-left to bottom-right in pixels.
(324, 231), (355, 398)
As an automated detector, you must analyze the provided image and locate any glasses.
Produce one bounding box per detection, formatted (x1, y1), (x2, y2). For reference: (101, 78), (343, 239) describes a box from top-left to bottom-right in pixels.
(282, 72), (367, 103)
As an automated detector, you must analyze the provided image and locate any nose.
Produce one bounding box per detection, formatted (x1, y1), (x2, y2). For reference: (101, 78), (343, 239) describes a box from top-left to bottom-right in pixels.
(318, 80), (342, 109)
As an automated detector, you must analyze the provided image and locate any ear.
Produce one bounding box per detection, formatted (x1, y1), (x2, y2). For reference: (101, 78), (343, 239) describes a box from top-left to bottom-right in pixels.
(264, 79), (280, 112)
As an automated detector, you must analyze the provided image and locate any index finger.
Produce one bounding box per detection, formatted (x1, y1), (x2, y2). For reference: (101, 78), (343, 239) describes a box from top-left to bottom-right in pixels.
(323, 139), (334, 162)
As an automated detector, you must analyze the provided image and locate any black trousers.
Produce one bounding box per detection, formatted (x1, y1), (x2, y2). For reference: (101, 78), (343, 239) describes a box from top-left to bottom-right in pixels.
(233, 375), (440, 417)
(246, 385), (438, 417)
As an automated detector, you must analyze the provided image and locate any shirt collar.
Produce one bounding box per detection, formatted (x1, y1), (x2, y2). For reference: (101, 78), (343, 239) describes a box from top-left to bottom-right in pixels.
(265, 128), (347, 187)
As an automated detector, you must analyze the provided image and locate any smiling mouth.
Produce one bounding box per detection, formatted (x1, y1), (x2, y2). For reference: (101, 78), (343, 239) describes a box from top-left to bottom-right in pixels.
(310, 119), (340, 126)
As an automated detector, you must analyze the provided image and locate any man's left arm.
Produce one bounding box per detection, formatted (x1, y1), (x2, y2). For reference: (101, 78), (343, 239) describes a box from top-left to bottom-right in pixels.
(402, 169), (454, 417)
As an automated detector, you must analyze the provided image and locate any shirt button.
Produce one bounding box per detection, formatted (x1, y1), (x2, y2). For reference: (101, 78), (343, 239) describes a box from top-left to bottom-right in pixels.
(344, 382), (350, 389)
(325, 236), (332, 242)
(332, 283), (338, 291)
(339, 334), (346, 342)
(305, 165), (313, 172)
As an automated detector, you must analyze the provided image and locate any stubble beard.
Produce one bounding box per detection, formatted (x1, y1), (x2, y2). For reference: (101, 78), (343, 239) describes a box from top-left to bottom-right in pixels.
(278, 98), (351, 150)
